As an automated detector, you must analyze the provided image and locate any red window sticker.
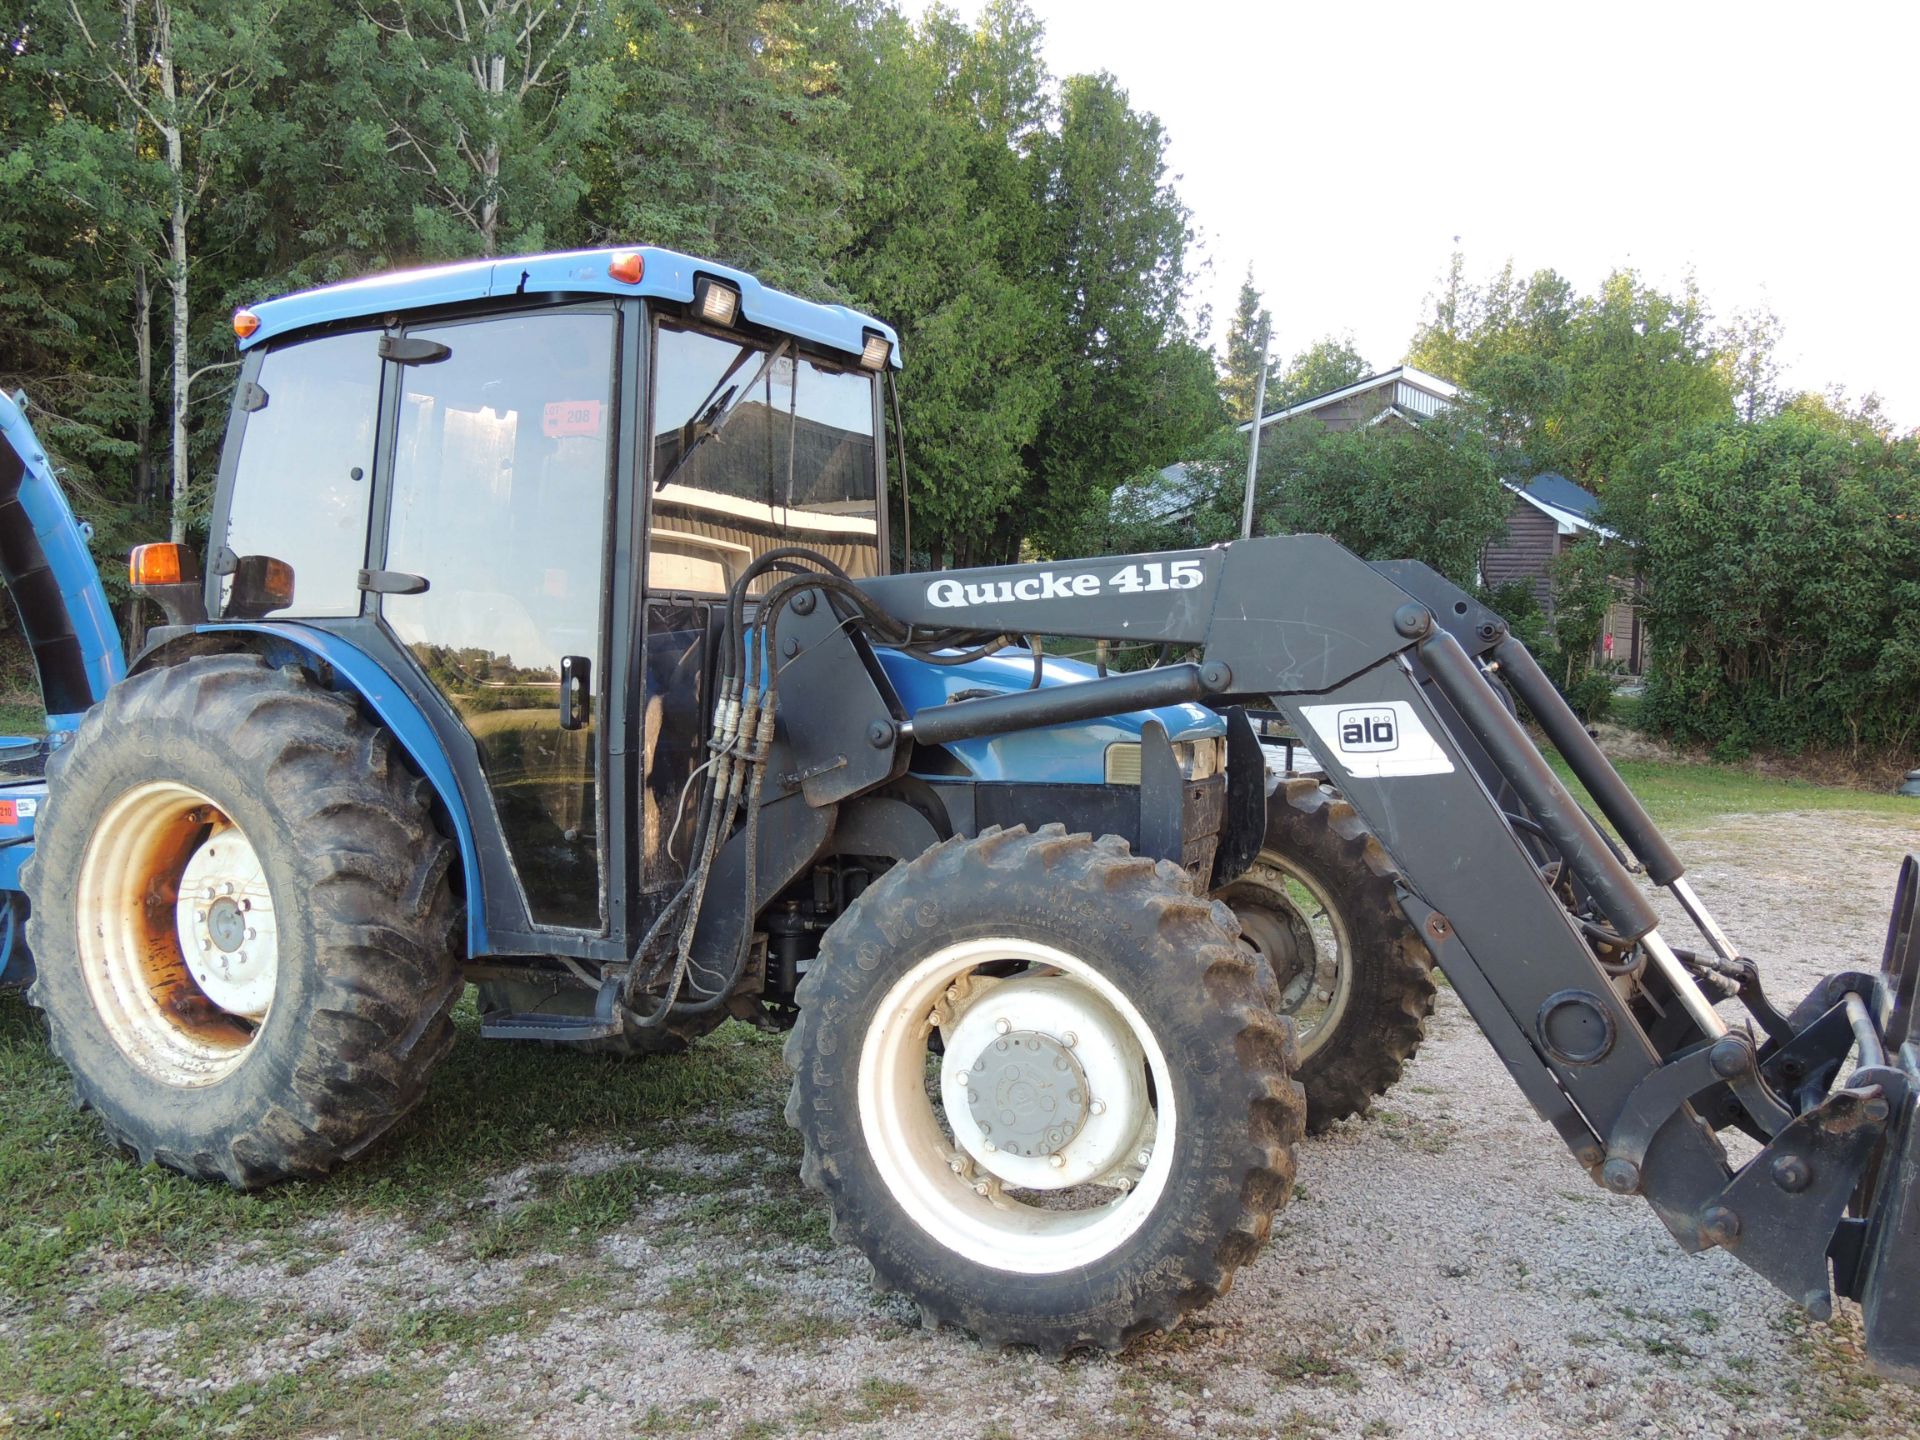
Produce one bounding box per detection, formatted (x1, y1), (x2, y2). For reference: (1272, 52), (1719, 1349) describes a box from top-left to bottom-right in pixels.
(0, 800), (18, 826)
(543, 400), (602, 438)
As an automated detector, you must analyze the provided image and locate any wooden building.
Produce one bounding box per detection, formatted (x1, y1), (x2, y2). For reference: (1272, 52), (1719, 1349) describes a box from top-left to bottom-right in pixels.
(1237, 367), (1646, 675)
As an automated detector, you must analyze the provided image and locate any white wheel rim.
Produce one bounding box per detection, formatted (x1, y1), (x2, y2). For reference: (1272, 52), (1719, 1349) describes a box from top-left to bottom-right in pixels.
(1231, 852), (1355, 1063)
(857, 936), (1176, 1275)
(75, 781), (277, 1087)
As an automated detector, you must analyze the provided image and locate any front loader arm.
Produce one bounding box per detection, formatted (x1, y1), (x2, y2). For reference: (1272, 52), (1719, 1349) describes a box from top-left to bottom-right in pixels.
(835, 536), (1919, 1374)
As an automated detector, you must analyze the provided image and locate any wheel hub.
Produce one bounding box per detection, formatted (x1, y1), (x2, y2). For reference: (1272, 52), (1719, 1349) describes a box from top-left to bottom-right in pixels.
(963, 1030), (1090, 1158)
(175, 830), (278, 1020)
(940, 974), (1150, 1191)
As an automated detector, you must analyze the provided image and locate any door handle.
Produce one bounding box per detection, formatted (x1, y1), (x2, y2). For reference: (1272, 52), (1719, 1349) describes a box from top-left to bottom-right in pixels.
(559, 655), (591, 731)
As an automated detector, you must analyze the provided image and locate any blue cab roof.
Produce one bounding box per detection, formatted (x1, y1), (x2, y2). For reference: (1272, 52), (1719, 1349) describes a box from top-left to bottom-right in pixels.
(239, 245), (902, 367)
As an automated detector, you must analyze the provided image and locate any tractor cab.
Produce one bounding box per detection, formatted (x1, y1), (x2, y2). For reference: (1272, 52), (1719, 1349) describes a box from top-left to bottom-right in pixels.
(164, 248), (898, 956)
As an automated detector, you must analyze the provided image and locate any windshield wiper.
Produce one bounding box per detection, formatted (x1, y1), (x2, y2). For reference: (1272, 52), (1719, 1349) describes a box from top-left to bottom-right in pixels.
(655, 339), (792, 492)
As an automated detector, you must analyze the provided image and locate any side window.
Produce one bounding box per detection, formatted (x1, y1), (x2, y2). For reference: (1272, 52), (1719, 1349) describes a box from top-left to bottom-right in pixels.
(220, 331), (380, 617)
(382, 309), (617, 931)
(649, 322), (880, 592)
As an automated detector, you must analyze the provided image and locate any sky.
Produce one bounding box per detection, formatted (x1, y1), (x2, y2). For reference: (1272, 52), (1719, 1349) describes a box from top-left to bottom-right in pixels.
(1016, 0), (1920, 428)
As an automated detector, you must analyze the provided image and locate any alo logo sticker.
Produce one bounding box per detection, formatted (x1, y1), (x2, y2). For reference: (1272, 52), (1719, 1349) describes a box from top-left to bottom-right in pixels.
(1338, 708), (1398, 752)
(1298, 700), (1454, 779)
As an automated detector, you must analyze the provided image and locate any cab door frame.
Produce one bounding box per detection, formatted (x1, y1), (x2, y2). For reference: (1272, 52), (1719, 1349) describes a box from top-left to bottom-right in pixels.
(197, 295), (647, 962)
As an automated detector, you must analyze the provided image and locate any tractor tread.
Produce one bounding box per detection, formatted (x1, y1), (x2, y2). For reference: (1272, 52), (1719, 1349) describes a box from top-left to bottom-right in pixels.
(784, 823), (1303, 1354)
(23, 655), (460, 1189)
(1224, 779), (1437, 1133)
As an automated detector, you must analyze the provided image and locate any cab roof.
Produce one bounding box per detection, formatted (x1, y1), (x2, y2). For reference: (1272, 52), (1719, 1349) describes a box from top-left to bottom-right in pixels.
(237, 245), (902, 367)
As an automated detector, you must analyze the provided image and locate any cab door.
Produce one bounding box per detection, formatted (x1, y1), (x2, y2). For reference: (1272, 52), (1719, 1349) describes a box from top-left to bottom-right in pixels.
(378, 306), (618, 932)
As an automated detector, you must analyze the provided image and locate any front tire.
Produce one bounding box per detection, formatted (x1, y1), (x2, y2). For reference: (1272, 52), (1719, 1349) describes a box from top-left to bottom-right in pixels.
(22, 656), (461, 1187)
(1214, 778), (1436, 1132)
(785, 824), (1303, 1352)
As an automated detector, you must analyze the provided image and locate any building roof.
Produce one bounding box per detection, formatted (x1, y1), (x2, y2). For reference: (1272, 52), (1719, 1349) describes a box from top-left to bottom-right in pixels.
(1504, 473), (1612, 537)
(1237, 364), (1460, 433)
(238, 245), (901, 367)
(1520, 471), (1600, 520)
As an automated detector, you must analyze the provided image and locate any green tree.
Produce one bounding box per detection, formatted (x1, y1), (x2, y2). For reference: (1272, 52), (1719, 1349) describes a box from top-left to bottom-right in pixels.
(593, 0), (846, 292)
(33, 0), (286, 538)
(1252, 411), (1509, 585)
(325, 0), (613, 260)
(1219, 268), (1271, 424)
(824, 1), (1056, 569)
(1268, 334), (1369, 410)
(1633, 414), (1920, 756)
(1719, 304), (1786, 423)
(1555, 270), (1730, 488)
(1024, 70), (1221, 557)
(1409, 255), (1729, 488)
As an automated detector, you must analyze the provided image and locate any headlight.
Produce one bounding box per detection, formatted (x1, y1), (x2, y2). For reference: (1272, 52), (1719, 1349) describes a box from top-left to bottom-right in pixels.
(1103, 737), (1226, 785)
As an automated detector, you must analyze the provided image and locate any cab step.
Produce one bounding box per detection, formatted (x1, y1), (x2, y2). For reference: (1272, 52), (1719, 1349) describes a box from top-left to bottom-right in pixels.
(478, 1010), (625, 1043)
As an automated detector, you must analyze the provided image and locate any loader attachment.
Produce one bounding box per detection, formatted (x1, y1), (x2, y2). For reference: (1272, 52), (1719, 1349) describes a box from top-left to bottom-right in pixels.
(1844, 856), (1920, 1378)
(769, 536), (1920, 1376)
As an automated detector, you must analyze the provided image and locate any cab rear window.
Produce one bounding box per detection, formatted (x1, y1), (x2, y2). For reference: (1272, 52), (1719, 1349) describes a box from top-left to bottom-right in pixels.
(220, 331), (380, 618)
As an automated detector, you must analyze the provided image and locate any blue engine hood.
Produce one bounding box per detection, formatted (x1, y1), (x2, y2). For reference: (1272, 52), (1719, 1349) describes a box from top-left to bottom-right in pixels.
(874, 648), (1224, 784)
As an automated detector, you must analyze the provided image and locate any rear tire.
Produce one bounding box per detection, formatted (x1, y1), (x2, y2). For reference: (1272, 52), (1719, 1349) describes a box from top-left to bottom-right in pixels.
(1215, 778), (1436, 1133)
(474, 976), (723, 1056)
(785, 824), (1303, 1353)
(22, 656), (461, 1187)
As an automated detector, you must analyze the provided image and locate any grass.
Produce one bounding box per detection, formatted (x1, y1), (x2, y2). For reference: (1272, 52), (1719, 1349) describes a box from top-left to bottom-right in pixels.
(0, 994), (788, 1298)
(1546, 752), (1918, 830)
(0, 699), (45, 735)
(0, 994), (796, 1433)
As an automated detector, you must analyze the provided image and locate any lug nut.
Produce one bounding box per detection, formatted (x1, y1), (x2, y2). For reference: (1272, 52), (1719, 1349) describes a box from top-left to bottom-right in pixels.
(1137, 1150), (1151, 1167)
(973, 1181), (990, 1196)
(1089, 1099), (1106, 1116)
(994, 1017), (1011, 1035)
(1049, 1155), (1065, 1169)
(948, 1157), (964, 1174)
(982, 1140), (997, 1153)
(1061, 1031), (1077, 1048)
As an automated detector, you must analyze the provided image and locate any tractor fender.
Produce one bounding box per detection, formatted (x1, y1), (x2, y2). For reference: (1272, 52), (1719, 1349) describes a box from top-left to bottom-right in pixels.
(824, 793), (945, 864)
(0, 390), (126, 724)
(130, 624), (487, 953)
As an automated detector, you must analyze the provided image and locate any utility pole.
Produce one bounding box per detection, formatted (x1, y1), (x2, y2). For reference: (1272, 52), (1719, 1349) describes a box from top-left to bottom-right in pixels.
(1240, 317), (1271, 539)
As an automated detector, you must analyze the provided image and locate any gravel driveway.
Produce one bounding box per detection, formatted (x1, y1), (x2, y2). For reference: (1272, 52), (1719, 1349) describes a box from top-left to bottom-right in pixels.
(20, 809), (1920, 1439)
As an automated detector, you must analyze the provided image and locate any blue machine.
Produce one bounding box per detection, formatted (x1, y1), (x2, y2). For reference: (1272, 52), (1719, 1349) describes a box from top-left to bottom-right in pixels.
(0, 247), (1217, 976)
(0, 390), (128, 984)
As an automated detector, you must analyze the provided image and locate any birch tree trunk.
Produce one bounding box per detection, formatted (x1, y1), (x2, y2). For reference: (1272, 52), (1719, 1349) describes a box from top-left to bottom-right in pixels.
(155, 3), (191, 542)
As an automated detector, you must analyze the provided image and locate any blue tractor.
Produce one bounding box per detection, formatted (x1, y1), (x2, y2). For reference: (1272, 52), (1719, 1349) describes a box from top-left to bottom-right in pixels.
(2, 248), (1917, 1369)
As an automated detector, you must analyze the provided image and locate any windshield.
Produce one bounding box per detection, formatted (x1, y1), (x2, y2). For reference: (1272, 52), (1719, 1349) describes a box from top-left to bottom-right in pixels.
(648, 319), (881, 593)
